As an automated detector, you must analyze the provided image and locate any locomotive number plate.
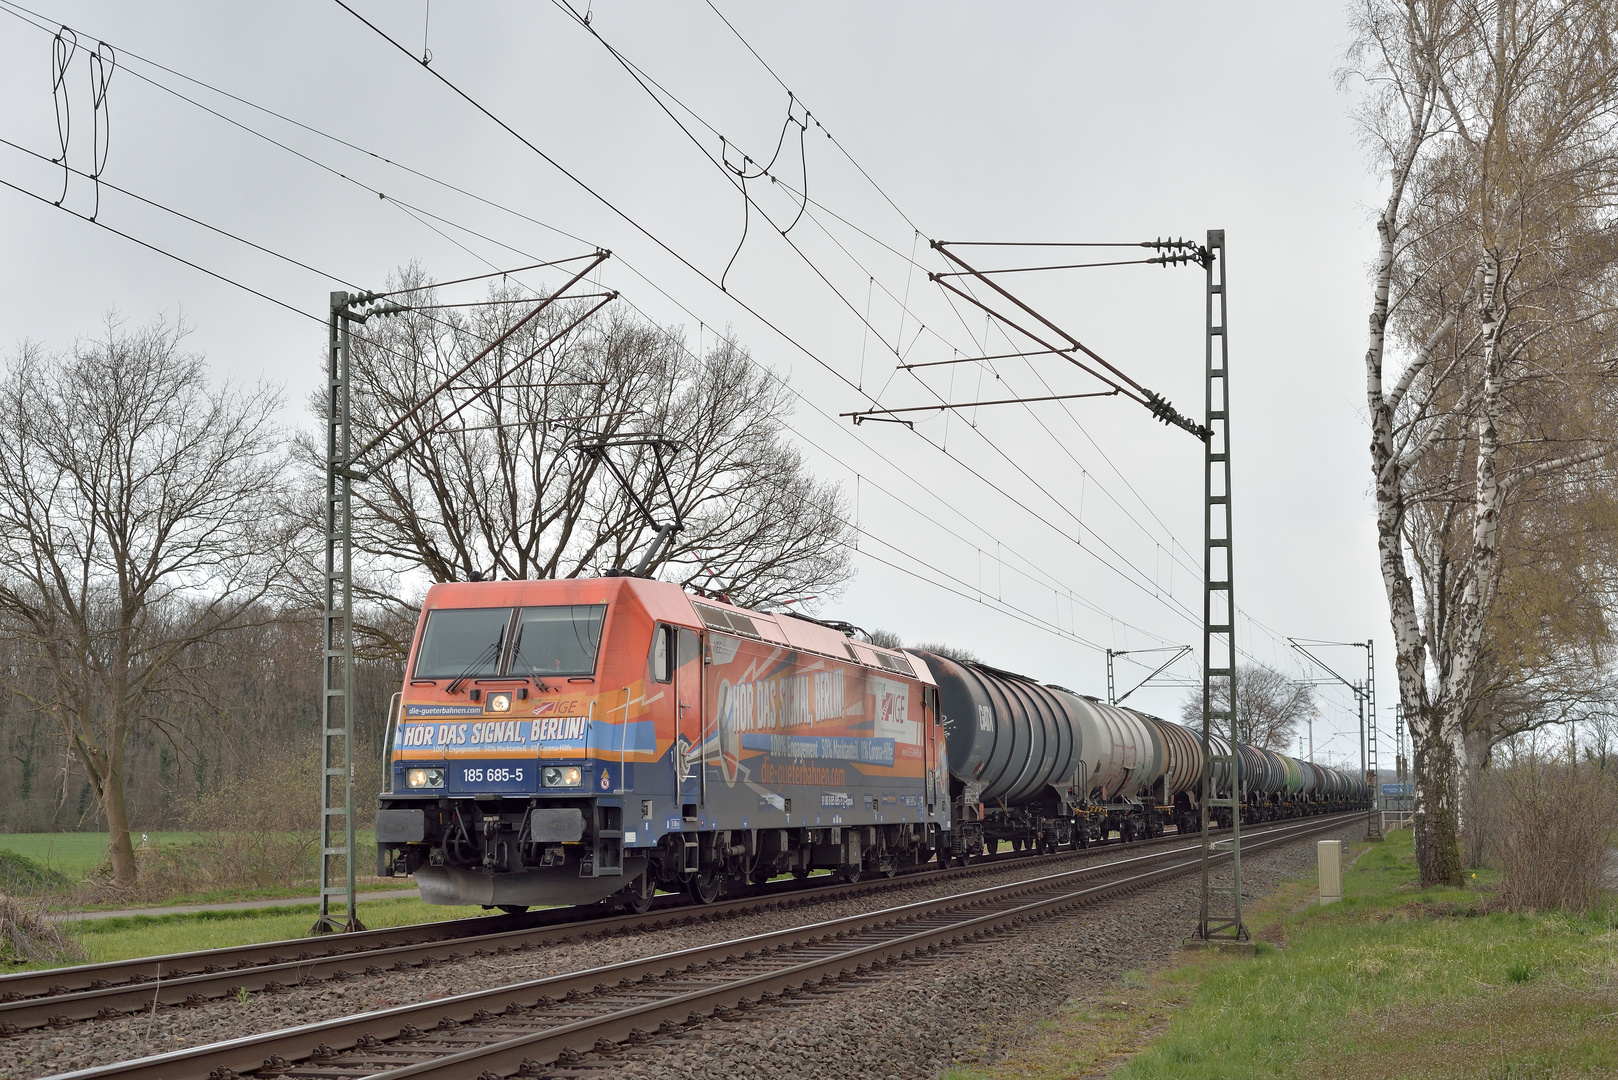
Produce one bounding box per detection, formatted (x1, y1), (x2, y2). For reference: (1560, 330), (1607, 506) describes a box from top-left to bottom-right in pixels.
(449, 761), (537, 793)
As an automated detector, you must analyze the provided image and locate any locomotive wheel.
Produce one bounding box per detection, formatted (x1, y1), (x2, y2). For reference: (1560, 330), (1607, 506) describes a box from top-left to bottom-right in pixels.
(791, 866), (813, 881)
(617, 876), (653, 916)
(935, 848), (951, 870)
(686, 869), (723, 904)
(839, 864), (862, 884)
(496, 905), (530, 915)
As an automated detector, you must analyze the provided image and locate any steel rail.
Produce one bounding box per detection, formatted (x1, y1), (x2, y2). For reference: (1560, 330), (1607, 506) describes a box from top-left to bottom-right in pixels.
(45, 814), (1354, 1080)
(0, 812), (1286, 1018)
(0, 828), (1195, 1030)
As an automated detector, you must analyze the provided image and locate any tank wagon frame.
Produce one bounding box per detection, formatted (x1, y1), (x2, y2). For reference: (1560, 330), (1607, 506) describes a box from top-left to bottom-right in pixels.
(915, 653), (1362, 857)
(377, 579), (1366, 911)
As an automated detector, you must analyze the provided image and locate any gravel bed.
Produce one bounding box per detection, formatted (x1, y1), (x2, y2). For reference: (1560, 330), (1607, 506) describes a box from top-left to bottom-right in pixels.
(562, 821), (1363, 1080)
(0, 823), (1344, 1079)
(0, 838), (1163, 1077)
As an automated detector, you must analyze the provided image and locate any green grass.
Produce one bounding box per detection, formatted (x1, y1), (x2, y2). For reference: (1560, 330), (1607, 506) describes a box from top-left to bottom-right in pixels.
(1124, 831), (1618, 1080)
(0, 832), (202, 878)
(1113, 831), (1618, 1080)
(0, 831), (388, 881)
(0, 849), (73, 893)
(7, 894), (490, 972)
(947, 829), (1618, 1080)
(0, 830), (416, 908)
(69, 878), (419, 910)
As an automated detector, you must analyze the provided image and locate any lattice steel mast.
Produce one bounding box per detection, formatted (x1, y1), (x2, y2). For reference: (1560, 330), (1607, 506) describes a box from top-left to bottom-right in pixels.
(1365, 638), (1381, 838)
(1192, 229), (1247, 944)
(1288, 637), (1381, 841)
(315, 291), (364, 935)
(853, 232), (1233, 938)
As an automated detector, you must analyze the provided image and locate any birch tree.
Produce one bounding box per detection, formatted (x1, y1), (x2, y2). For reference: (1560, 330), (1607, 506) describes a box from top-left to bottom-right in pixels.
(1347, 0), (1618, 885)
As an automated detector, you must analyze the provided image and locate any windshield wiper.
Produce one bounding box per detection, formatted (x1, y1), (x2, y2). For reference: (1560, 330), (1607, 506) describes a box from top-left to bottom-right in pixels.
(508, 621), (525, 670)
(446, 631), (504, 695)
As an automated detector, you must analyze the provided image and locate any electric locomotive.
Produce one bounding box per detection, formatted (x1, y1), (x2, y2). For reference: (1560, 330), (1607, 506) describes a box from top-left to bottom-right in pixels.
(375, 576), (951, 912)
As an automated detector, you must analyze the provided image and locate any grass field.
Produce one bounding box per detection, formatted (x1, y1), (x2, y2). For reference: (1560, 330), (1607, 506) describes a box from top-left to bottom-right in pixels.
(4, 893), (490, 973)
(946, 828), (1618, 1080)
(0, 832), (397, 880)
(0, 831), (417, 910)
(0, 833), (201, 878)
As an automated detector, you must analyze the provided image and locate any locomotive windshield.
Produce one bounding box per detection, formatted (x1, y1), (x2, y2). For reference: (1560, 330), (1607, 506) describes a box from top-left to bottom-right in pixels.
(509, 604), (607, 677)
(413, 607), (512, 679)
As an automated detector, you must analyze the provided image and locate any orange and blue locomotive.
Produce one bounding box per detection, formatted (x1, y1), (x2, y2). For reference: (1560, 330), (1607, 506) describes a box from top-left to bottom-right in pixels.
(375, 576), (951, 912)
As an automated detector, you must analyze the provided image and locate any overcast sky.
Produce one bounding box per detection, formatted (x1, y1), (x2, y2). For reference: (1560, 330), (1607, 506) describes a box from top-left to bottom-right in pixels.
(0, 1), (1394, 769)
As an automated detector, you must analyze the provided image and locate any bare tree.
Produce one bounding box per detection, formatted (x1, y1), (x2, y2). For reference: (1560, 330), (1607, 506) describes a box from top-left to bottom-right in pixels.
(0, 314), (289, 888)
(1180, 663), (1316, 751)
(1346, 0), (1618, 885)
(317, 271), (852, 624)
(911, 641), (982, 665)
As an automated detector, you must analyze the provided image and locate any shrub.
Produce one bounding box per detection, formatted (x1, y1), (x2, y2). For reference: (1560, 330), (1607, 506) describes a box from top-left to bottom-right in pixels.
(181, 736), (322, 890)
(1483, 752), (1618, 914)
(0, 894), (84, 966)
(79, 739), (323, 902)
(0, 849), (72, 895)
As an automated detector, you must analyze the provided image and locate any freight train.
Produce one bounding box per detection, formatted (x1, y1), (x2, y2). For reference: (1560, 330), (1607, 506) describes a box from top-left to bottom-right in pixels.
(374, 577), (1367, 913)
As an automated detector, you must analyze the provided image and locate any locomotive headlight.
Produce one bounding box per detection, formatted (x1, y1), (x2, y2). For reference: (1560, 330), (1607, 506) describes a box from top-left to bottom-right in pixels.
(487, 692), (512, 713)
(405, 767), (445, 789)
(541, 766), (582, 788)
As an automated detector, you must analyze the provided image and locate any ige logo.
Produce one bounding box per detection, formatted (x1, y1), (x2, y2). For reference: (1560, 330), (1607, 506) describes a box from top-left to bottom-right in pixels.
(600, 767), (611, 791)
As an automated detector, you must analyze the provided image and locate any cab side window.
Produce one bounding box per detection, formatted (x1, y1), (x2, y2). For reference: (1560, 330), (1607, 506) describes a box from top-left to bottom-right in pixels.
(651, 624), (675, 683)
(678, 627), (701, 668)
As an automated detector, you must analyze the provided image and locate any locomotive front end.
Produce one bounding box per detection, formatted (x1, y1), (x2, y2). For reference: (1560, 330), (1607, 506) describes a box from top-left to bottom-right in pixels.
(375, 578), (652, 911)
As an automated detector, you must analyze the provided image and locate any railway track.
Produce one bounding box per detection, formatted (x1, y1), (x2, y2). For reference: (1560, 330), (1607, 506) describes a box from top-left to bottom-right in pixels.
(46, 813), (1353, 1080)
(0, 815), (1286, 1033)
